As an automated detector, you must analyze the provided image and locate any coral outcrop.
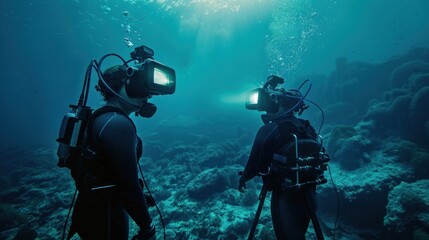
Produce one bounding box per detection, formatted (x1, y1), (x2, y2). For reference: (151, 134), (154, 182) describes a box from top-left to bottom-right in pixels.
(384, 180), (429, 239)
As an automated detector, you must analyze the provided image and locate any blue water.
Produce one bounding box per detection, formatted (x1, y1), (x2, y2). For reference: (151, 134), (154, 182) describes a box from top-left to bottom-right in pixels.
(1, 0), (428, 148)
(1, 0), (429, 239)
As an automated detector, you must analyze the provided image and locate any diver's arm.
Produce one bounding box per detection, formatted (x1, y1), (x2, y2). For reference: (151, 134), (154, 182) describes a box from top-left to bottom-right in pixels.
(241, 123), (279, 183)
(97, 114), (152, 230)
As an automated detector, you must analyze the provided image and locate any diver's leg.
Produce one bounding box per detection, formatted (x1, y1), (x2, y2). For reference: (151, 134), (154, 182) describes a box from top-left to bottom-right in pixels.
(304, 188), (323, 239)
(108, 199), (129, 240)
(271, 189), (310, 240)
(72, 193), (109, 239)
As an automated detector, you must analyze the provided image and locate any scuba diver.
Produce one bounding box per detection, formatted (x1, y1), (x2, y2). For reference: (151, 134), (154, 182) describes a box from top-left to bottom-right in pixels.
(56, 45), (175, 239)
(238, 75), (330, 240)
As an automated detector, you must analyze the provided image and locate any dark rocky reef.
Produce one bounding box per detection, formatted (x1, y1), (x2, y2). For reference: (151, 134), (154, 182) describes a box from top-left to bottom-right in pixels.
(316, 48), (429, 239)
(384, 180), (429, 239)
(2, 48), (429, 240)
(0, 147), (74, 239)
(308, 48), (429, 130)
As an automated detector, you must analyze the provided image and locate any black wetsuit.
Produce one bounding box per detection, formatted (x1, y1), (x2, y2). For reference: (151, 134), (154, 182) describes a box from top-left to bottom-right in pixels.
(241, 115), (318, 240)
(69, 107), (152, 240)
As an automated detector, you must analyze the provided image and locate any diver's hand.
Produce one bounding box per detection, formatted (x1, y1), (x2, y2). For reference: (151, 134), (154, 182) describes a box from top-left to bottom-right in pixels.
(238, 178), (247, 193)
(132, 224), (155, 240)
(144, 193), (156, 207)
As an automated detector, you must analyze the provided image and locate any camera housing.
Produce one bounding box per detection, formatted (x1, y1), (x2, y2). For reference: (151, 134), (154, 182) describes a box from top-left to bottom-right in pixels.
(245, 88), (280, 113)
(245, 75), (305, 114)
(101, 45), (176, 98)
(126, 58), (176, 97)
(245, 75), (286, 113)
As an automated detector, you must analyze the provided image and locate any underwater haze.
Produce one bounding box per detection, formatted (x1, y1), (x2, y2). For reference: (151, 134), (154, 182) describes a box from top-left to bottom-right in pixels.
(1, 0), (429, 239)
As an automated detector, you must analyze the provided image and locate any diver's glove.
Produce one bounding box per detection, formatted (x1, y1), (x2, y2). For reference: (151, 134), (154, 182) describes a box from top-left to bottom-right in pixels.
(132, 223), (156, 240)
(144, 193), (156, 208)
(238, 177), (247, 193)
(138, 179), (156, 208)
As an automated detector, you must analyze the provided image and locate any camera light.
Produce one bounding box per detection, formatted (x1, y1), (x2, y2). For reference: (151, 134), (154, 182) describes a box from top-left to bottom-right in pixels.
(248, 92), (259, 105)
(154, 67), (171, 86)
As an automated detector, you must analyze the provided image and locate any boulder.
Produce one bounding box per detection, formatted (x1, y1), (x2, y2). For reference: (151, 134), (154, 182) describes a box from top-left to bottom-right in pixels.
(318, 150), (413, 229)
(186, 168), (228, 200)
(384, 180), (429, 238)
(328, 125), (372, 170)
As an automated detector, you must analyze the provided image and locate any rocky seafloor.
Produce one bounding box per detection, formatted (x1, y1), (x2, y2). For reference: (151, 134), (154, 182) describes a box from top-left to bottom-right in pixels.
(1, 48), (429, 239)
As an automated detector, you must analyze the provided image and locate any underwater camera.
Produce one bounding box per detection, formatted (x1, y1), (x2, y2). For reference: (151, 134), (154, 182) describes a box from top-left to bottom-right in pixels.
(125, 45), (176, 97)
(245, 75), (306, 114)
(103, 45), (176, 98)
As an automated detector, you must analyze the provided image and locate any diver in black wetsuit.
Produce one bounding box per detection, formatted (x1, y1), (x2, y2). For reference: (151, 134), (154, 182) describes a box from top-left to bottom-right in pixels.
(58, 46), (176, 240)
(69, 67), (156, 240)
(238, 75), (327, 240)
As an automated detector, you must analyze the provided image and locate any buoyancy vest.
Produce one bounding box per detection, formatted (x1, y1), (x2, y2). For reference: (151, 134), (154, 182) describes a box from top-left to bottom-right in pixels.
(275, 117), (320, 158)
(270, 117), (328, 189)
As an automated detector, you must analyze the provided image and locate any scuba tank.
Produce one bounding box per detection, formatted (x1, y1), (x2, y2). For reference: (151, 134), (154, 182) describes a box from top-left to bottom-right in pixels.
(56, 54), (95, 169)
(56, 105), (92, 168)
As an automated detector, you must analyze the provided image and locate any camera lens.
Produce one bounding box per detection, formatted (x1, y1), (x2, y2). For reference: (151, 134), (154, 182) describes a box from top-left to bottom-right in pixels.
(126, 66), (137, 77)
